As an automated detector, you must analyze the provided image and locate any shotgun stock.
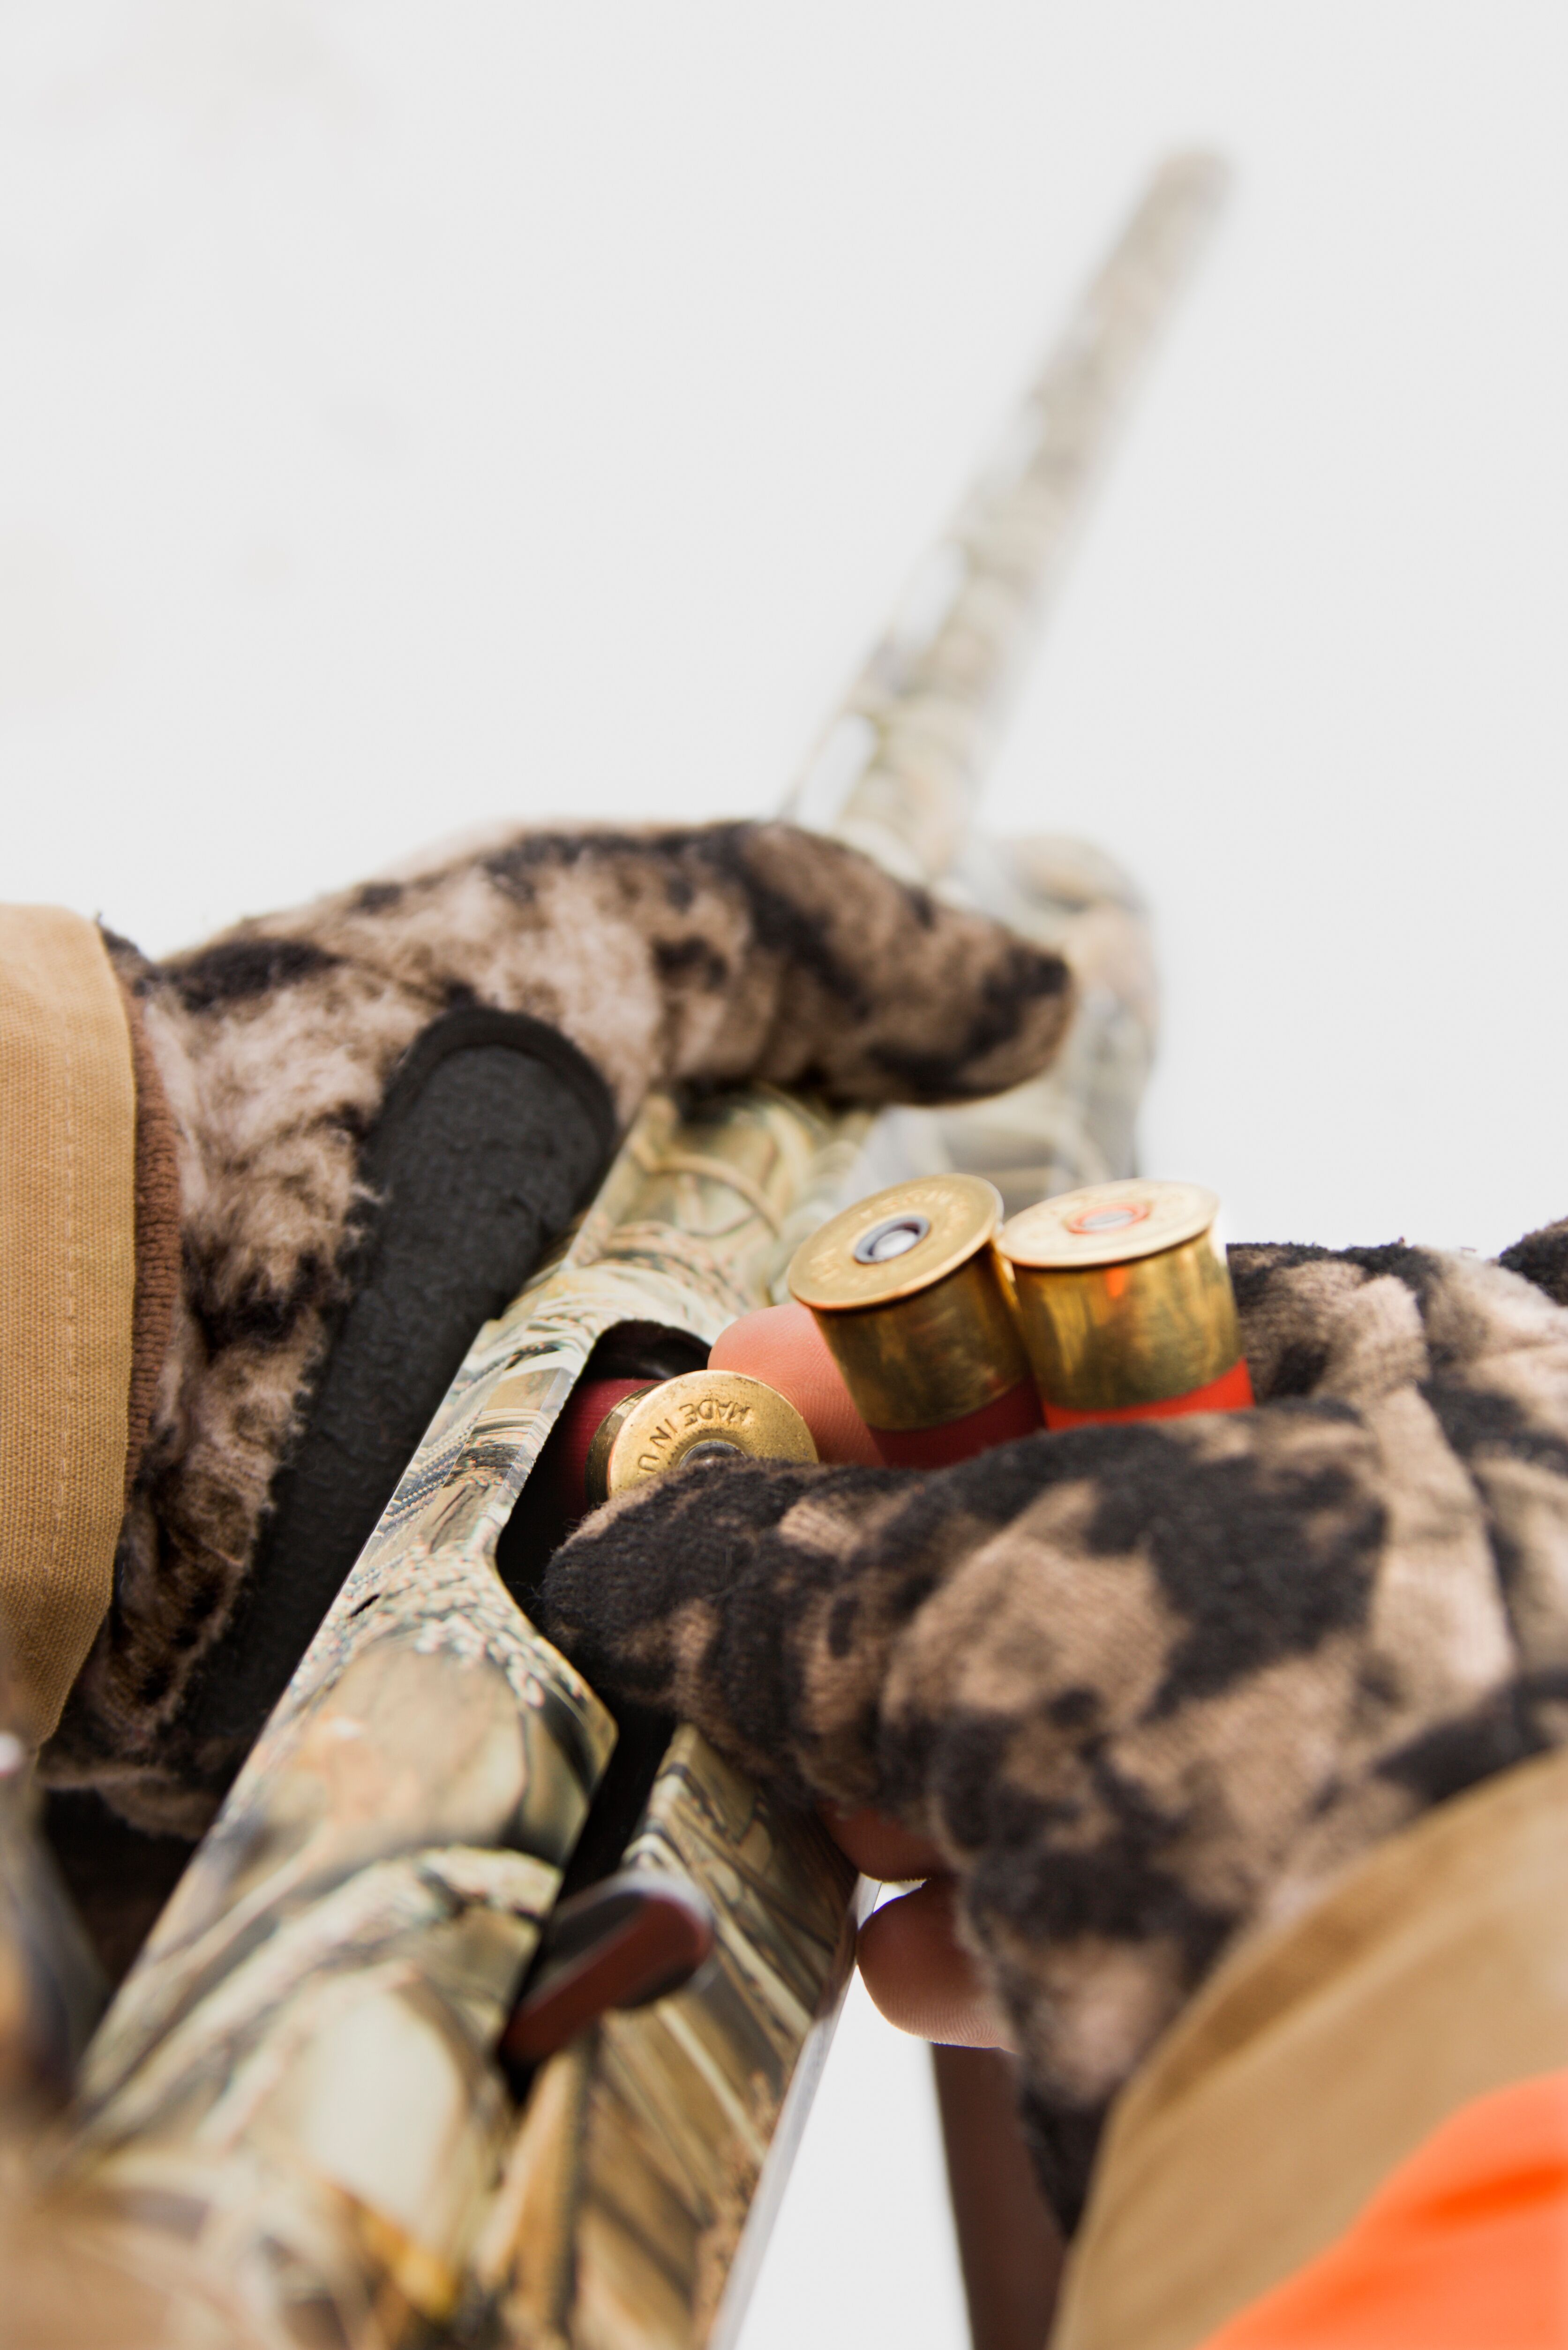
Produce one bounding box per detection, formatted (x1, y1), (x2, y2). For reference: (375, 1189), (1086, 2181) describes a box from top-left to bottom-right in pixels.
(53, 156), (1223, 2350)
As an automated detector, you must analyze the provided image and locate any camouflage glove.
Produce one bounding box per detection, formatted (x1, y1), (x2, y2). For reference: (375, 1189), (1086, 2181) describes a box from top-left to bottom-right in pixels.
(50, 822), (1072, 1836)
(543, 1231), (1568, 2224)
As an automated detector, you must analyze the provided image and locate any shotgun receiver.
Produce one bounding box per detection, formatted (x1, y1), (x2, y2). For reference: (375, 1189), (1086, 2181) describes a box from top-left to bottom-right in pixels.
(53, 156), (1224, 2350)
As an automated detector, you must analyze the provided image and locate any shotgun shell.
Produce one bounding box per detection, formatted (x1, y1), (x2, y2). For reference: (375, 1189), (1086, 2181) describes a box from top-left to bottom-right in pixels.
(582, 1369), (816, 1507)
(997, 1177), (1253, 1428)
(786, 1174), (1039, 1466)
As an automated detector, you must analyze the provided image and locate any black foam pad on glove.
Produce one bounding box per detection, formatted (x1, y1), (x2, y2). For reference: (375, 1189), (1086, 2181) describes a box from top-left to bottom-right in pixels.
(187, 1008), (614, 1771)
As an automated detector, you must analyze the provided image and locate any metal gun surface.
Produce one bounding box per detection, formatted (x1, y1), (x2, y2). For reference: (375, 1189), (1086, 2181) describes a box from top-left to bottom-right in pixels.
(53, 155), (1224, 2350)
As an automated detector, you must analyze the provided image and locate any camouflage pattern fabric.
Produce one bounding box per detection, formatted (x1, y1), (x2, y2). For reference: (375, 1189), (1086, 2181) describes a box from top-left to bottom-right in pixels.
(542, 1233), (1568, 2224)
(48, 822), (1071, 1835)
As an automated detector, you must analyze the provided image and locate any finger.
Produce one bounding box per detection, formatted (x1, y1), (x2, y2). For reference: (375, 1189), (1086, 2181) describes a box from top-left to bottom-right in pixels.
(702, 825), (1074, 1107)
(857, 1878), (1014, 2050)
(710, 1305), (882, 1466)
(541, 1450), (897, 1802)
(822, 1803), (945, 1880)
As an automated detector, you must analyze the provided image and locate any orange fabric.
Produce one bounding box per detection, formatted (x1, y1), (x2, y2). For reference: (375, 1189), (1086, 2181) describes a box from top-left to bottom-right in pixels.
(1200, 2070), (1568, 2350)
(1052, 1749), (1568, 2350)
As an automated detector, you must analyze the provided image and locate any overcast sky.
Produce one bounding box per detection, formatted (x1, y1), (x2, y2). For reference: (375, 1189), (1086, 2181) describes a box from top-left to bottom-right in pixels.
(6, 9), (1568, 2342)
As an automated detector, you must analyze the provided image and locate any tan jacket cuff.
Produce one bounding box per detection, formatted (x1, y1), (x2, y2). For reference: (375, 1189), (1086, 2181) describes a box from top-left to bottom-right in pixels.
(0, 906), (137, 1742)
(1052, 1744), (1568, 2350)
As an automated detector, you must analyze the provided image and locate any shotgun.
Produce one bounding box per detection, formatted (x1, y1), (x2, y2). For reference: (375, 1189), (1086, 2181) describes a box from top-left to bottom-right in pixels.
(47, 155), (1224, 2350)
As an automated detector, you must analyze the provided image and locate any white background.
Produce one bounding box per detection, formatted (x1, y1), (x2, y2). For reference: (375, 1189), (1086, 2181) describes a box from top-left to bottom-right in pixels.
(5, 8), (1568, 2342)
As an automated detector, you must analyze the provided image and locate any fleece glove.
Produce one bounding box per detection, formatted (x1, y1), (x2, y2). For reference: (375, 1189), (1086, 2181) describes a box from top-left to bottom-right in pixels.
(543, 1228), (1568, 2223)
(49, 822), (1073, 1838)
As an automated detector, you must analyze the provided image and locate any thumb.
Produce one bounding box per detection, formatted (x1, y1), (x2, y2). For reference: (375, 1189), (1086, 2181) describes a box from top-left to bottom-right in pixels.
(540, 1450), (920, 1812)
(682, 823), (1073, 1107)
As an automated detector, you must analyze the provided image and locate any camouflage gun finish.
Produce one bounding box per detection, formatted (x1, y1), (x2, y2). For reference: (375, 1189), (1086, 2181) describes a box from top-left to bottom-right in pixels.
(477, 1725), (858, 2350)
(61, 1086), (862, 2348)
(50, 156), (1223, 2350)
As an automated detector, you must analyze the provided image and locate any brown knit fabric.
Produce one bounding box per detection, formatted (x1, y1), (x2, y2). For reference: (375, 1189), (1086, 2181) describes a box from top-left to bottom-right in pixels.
(543, 1235), (1568, 2225)
(114, 975), (181, 1511)
(42, 823), (1074, 1834)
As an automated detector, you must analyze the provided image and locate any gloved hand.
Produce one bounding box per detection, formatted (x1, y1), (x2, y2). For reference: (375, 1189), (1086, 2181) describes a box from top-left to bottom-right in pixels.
(51, 822), (1073, 1835)
(542, 1227), (1568, 2224)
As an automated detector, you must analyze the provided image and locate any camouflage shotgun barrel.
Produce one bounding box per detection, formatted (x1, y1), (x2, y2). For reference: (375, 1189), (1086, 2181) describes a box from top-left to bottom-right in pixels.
(46, 156), (1224, 2350)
